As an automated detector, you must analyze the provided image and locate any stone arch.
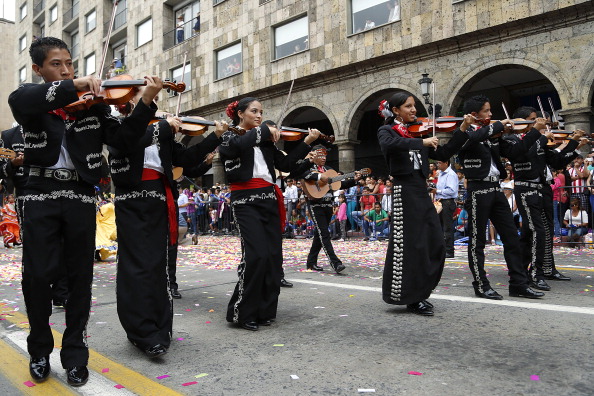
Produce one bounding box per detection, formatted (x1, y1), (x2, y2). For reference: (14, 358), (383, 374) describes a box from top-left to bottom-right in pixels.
(280, 101), (340, 139)
(445, 56), (572, 115)
(579, 55), (594, 107)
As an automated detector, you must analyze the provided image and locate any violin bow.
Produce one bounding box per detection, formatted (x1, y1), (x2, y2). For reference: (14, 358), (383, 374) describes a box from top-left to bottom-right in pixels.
(548, 97), (558, 125)
(431, 82), (436, 137)
(175, 51), (189, 118)
(277, 79), (295, 126)
(536, 96), (552, 134)
(99, 0), (120, 79)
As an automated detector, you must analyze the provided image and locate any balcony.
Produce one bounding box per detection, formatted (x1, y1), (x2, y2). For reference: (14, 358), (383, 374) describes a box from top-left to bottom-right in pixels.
(33, 0), (45, 23)
(163, 19), (199, 51)
(63, 2), (79, 32)
(70, 43), (79, 59)
(103, 8), (127, 36)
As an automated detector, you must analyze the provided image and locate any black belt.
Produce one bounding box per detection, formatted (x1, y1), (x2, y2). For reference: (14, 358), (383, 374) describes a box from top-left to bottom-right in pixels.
(515, 181), (543, 189)
(29, 167), (79, 182)
(468, 176), (499, 182)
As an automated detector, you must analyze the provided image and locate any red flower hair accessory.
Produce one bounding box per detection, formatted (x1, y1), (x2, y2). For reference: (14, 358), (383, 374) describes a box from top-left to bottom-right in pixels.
(226, 101), (239, 119)
(378, 99), (393, 119)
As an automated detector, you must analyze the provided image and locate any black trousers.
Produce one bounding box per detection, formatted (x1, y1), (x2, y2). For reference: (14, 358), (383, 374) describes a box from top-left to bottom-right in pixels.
(20, 177), (95, 368)
(227, 187), (282, 324)
(465, 181), (529, 291)
(167, 244), (178, 291)
(115, 179), (173, 350)
(541, 184), (559, 276)
(438, 198), (456, 256)
(307, 200), (342, 269)
(514, 184), (548, 280)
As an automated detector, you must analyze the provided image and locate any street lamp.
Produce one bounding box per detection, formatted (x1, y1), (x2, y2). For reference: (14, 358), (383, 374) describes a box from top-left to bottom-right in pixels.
(418, 73), (441, 116)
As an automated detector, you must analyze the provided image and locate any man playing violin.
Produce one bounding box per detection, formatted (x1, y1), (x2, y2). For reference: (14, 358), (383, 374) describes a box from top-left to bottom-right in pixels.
(457, 95), (544, 300)
(503, 106), (587, 289)
(8, 37), (162, 387)
(299, 145), (360, 273)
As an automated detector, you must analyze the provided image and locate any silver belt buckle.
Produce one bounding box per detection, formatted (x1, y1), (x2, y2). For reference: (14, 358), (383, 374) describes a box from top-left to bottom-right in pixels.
(53, 168), (74, 181)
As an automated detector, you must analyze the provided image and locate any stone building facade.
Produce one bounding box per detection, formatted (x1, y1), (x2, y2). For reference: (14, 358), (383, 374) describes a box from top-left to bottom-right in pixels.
(14, 0), (594, 183)
(0, 17), (16, 130)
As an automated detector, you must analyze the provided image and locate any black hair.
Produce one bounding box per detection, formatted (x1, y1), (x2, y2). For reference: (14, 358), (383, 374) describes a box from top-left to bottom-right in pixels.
(513, 106), (537, 119)
(536, 110), (550, 119)
(29, 36), (70, 67)
(463, 95), (490, 114)
(384, 91), (414, 125)
(230, 97), (259, 126)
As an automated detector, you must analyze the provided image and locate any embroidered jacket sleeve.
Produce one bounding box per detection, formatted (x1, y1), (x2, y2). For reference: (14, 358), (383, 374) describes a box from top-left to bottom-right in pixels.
(272, 141), (311, 173)
(183, 160), (212, 178)
(0, 128), (15, 179)
(498, 128), (542, 159)
(377, 125), (423, 153)
(428, 129), (468, 161)
(218, 124), (271, 159)
(464, 121), (505, 143)
(8, 81), (79, 120)
(171, 131), (222, 168)
(102, 100), (157, 152)
(546, 138), (579, 170)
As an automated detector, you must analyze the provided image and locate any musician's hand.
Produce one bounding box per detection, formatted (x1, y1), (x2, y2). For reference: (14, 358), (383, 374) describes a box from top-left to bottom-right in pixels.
(304, 128), (321, 145)
(577, 137), (589, 149)
(501, 119), (514, 133)
(460, 114), (475, 131)
(269, 126), (280, 142)
(543, 131), (554, 141)
(572, 129), (585, 140)
(204, 151), (215, 165)
(167, 116), (181, 132)
(305, 151), (316, 162)
(214, 120), (229, 138)
(141, 76), (163, 106)
(318, 176), (329, 186)
(422, 137), (438, 149)
(73, 75), (102, 96)
(354, 171), (361, 181)
(430, 188), (437, 194)
(533, 117), (547, 132)
(11, 152), (24, 167)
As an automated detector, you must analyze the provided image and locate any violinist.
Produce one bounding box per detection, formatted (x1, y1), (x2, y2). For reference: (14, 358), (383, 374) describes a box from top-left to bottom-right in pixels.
(501, 106), (585, 288)
(457, 95), (544, 301)
(8, 37), (161, 387)
(108, 86), (227, 358)
(219, 97), (319, 331)
(376, 91), (469, 316)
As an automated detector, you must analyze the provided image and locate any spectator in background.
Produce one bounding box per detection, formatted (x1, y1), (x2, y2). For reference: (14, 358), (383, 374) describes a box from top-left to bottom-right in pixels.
(336, 194), (348, 241)
(568, 155), (590, 214)
(177, 186), (190, 238)
(176, 15), (185, 44)
(353, 186), (375, 229)
(364, 19), (375, 30)
(346, 178), (364, 231)
(192, 12), (200, 34)
(563, 198), (588, 248)
(388, 0), (400, 22)
(284, 178), (299, 223)
(381, 185), (393, 217)
(433, 159), (458, 258)
(552, 170), (566, 239)
(363, 202), (389, 241)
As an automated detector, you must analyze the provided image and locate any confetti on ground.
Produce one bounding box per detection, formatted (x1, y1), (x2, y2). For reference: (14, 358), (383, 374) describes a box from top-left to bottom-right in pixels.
(314, 306), (325, 309)
(408, 371), (423, 376)
(208, 309), (215, 312)
(177, 337), (184, 341)
(194, 373), (208, 379)
(273, 344), (285, 347)
(114, 384), (125, 389)
(531, 375), (540, 381)
(205, 321), (211, 324)
(358, 389), (375, 393)
(23, 381), (35, 387)
(102, 368), (109, 373)
(182, 381), (198, 386)
(290, 375), (299, 380)
(157, 375), (171, 380)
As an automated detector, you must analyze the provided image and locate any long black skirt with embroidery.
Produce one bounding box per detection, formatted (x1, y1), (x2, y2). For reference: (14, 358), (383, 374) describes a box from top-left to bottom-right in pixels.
(382, 172), (445, 305)
(226, 186), (283, 324)
(115, 179), (173, 349)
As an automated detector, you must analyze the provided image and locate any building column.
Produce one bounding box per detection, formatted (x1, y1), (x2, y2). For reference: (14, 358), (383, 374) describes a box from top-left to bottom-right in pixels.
(212, 154), (225, 185)
(560, 107), (593, 154)
(336, 141), (357, 173)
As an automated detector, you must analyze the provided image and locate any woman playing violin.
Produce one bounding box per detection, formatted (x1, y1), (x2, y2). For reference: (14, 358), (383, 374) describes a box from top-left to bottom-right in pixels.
(376, 91), (470, 316)
(219, 97), (320, 331)
(109, 85), (227, 358)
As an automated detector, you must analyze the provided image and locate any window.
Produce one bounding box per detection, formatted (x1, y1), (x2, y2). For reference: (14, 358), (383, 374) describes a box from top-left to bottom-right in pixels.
(171, 62), (191, 92)
(136, 18), (152, 47)
(40, 23), (45, 38)
(19, 67), (27, 83)
(70, 32), (79, 58)
(19, 3), (27, 20)
(50, 5), (58, 23)
(174, 0), (200, 44)
(85, 10), (96, 33)
(350, 0), (400, 34)
(273, 16), (309, 60)
(19, 35), (27, 52)
(84, 53), (96, 75)
(216, 43), (242, 79)
(213, 0), (227, 5)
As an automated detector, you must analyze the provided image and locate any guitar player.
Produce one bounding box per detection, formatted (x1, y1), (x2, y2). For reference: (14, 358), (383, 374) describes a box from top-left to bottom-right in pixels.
(300, 145), (361, 273)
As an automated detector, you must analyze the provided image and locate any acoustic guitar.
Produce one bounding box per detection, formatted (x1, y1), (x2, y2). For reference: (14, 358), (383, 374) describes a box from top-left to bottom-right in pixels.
(0, 148), (17, 160)
(302, 168), (371, 199)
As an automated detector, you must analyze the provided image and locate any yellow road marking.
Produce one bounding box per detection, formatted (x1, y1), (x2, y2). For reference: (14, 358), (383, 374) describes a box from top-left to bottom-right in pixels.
(0, 304), (183, 396)
(0, 337), (76, 395)
(446, 261), (594, 272)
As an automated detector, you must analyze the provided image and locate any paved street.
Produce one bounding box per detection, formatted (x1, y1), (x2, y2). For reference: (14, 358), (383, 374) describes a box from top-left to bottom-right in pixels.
(0, 237), (593, 395)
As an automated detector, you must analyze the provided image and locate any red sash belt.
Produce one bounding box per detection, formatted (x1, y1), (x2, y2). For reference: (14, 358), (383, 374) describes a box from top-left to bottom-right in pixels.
(230, 178), (286, 232)
(142, 168), (177, 245)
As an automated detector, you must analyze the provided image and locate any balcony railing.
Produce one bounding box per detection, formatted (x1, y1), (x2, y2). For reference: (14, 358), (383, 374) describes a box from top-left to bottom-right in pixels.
(163, 19), (199, 50)
(70, 43), (79, 59)
(103, 8), (127, 35)
(33, 1), (44, 17)
(63, 2), (79, 24)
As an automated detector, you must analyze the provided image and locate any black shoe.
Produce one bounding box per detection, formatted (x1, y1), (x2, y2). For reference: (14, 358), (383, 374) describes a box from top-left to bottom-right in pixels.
(422, 299), (434, 308)
(258, 319), (274, 326)
(474, 287), (504, 300)
(546, 272), (571, 281)
(531, 279), (551, 291)
(66, 366), (89, 387)
(53, 300), (66, 309)
(407, 301), (434, 316)
(240, 321), (259, 331)
(306, 264), (323, 271)
(171, 289), (182, 299)
(280, 278), (293, 287)
(334, 263), (346, 273)
(29, 356), (50, 383)
(145, 344), (168, 358)
(509, 286), (545, 299)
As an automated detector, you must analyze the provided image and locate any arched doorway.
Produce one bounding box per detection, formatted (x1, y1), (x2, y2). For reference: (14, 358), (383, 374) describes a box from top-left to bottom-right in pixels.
(451, 66), (560, 119)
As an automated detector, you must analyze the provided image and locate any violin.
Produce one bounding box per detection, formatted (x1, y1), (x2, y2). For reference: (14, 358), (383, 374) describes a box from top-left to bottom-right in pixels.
(65, 74), (186, 112)
(278, 126), (335, 143)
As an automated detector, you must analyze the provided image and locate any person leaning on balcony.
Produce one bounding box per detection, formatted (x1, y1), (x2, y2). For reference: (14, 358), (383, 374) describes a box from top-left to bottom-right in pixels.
(176, 15), (184, 44)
